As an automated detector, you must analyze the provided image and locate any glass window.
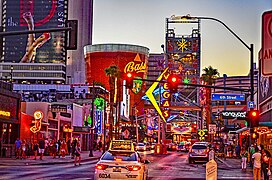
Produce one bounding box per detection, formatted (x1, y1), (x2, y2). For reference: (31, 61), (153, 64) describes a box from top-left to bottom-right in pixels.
(101, 151), (137, 161)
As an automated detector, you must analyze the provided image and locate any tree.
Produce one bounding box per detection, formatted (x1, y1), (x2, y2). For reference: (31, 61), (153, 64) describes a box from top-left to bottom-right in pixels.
(201, 66), (220, 130)
(104, 65), (121, 140)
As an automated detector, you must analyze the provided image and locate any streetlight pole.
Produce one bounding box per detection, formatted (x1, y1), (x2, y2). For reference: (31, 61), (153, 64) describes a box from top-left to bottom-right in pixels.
(89, 81), (95, 157)
(183, 15), (255, 146)
(184, 16), (254, 102)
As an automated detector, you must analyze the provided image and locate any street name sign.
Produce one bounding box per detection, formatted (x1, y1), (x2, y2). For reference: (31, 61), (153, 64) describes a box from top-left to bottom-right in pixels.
(212, 93), (245, 101)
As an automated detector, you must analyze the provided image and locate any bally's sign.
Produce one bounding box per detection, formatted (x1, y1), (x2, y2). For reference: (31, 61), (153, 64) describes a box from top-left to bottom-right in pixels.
(222, 111), (246, 119)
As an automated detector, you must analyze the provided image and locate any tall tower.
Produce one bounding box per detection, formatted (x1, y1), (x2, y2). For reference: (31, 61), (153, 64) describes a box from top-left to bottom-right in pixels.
(67, 0), (94, 84)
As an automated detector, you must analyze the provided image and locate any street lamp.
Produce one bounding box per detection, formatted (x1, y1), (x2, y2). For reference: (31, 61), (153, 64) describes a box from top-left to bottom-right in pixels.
(180, 15), (254, 102)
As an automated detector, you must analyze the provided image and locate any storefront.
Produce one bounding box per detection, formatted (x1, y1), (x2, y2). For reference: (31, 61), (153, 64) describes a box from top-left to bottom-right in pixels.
(0, 82), (21, 157)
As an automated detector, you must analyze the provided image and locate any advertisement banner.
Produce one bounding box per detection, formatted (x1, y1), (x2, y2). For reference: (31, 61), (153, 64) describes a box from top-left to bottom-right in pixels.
(262, 11), (272, 76)
(2, 0), (68, 63)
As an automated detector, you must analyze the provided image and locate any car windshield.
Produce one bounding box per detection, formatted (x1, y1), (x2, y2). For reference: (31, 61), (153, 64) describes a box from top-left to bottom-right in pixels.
(137, 143), (145, 146)
(101, 151), (137, 161)
(192, 145), (207, 149)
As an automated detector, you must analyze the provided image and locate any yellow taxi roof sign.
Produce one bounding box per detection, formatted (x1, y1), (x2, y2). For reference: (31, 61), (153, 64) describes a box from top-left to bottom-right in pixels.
(109, 140), (135, 151)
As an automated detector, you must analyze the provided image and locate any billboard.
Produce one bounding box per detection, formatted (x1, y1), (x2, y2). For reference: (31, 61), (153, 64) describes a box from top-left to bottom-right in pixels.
(2, 0), (68, 63)
(261, 11), (272, 76)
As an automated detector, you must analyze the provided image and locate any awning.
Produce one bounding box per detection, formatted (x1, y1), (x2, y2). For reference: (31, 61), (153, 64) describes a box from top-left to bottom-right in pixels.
(229, 127), (249, 134)
(259, 122), (272, 127)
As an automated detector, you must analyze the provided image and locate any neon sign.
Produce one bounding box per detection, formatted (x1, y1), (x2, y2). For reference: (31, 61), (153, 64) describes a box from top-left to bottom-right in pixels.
(0, 110), (11, 117)
(145, 68), (169, 122)
(123, 54), (147, 74)
(30, 110), (43, 133)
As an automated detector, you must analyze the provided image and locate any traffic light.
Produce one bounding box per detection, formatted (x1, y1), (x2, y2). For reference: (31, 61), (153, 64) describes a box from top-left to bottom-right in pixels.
(124, 72), (135, 89)
(251, 132), (259, 139)
(167, 74), (180, 93)
(192, 124), (197, 133)
(246, 110), (260, 128)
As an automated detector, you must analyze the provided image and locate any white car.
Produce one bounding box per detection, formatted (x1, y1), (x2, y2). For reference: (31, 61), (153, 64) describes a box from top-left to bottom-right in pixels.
(136, 143), (147, 151)
(94, 150), (149, 180)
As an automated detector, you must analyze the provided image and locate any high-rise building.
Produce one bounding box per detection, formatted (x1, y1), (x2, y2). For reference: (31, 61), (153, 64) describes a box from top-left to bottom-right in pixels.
(67, 0), (93, 84)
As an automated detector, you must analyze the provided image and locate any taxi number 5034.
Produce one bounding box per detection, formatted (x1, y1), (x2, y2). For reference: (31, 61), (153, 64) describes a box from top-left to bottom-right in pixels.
(99, 173), (111, 178)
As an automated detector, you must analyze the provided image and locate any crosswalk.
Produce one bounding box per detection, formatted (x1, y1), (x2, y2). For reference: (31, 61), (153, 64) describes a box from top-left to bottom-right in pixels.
(0, 159), (98, 180)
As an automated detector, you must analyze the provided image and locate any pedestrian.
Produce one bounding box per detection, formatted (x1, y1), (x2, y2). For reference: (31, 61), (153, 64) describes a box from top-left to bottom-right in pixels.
(261, 149), (271, 180)
(51, 140), (57, 159)
(26, 140), (31, 158)
(236, 144), (241, 159)
(71, 139), (77, 159)
(60, 140), (67, 158)
(252, 147), (262, 180)
(74, 142), (81, 166)
(57, 139), (61, 158)
(249, 144), (256, 167)
(38, 138), (45, 160)
(67, 139), (71, 156)
(240, 147), (248, 171)
(98, 140), (103, 152)
(15, 138), (22, 159)
(33, 140), (39, 160)
(21, 139), (26, 159)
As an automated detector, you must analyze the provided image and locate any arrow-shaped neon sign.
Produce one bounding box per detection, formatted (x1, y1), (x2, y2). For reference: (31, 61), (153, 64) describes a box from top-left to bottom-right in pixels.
(145, 68), (169, 122)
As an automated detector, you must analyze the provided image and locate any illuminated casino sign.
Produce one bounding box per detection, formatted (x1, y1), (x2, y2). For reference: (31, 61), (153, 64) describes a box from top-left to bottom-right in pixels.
(222, 111), (246, 119)
(123, 54), (147, 74)
(30, 110), (43, 133)
(2, 0), (68, 63)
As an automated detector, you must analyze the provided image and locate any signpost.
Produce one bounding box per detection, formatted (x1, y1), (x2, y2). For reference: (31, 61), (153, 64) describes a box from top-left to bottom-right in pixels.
(208, 124), (216, 134)
(211, 93), (245, 101)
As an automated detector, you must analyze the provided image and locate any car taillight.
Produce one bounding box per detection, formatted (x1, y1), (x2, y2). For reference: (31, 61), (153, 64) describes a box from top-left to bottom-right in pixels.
(126, 165), (141, 171)
(96, 164), (108, 170)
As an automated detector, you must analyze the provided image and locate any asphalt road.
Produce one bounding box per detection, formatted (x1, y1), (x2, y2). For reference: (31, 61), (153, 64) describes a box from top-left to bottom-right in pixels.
(0, 150), (254, 180)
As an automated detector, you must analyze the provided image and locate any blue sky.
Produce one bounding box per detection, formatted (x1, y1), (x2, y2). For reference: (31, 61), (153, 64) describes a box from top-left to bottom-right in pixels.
(92, 0), (271, 76)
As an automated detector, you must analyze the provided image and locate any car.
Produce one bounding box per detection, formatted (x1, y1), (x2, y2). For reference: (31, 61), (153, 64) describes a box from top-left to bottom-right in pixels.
(151, 143), (156, 150)
(144, 142), (151, 150)
(167, 143), (177, 151)
(188, 143), (209, 164)
(177, 143), (189, 152)
(94, 150), (149, 180)
(136, 143), (147, 151)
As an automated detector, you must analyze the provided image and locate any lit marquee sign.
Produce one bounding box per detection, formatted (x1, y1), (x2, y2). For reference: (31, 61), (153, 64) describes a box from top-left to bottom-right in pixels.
(30, 110), (43, 133)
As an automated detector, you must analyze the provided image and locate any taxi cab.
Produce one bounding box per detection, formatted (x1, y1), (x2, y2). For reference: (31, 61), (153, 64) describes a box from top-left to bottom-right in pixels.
(94, 140), (149, 180)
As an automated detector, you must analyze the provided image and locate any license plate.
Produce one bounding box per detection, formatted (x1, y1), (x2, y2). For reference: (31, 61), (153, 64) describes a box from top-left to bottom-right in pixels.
(99, 173), (111, 178)
(113, 168), (121, 172)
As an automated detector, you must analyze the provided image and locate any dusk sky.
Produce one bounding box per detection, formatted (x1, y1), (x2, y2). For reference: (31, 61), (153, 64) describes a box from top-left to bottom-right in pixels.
(92, 0), (271, 77)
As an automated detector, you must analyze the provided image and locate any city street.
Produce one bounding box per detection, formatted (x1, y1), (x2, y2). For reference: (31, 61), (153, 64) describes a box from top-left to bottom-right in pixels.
(0, 150), (254, 180)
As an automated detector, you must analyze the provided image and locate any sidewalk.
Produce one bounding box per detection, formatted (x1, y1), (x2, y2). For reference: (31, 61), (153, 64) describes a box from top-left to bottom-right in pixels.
(216, 156), (253, 172)
(0, 150), (102, 166)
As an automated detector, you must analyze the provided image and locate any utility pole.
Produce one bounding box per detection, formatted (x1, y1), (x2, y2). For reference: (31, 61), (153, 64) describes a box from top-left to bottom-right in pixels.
(135, 107), (139, 143)
(89, 81), (95, 157)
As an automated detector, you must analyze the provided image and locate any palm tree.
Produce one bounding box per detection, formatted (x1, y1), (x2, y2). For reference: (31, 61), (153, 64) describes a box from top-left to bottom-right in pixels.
(104, 65), (121, 140)
(201, 66), (220, 130)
